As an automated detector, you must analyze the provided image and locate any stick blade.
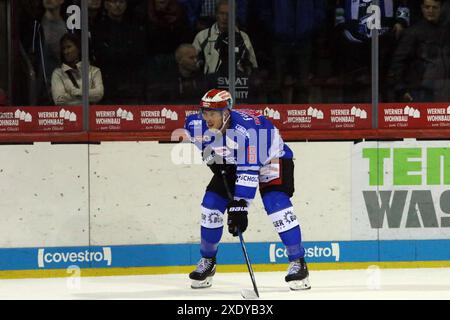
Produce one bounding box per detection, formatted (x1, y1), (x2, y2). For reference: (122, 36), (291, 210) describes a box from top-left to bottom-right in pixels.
(241, 289), (259, 300)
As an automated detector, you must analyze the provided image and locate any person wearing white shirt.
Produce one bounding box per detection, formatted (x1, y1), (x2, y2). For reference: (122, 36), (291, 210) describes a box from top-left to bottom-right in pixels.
(192, 0), (257, 75)
(51, 33), (104, 105)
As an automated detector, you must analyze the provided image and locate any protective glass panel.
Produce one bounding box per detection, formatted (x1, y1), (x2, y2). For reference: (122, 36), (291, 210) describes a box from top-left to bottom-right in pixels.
(245, 0), (355, 104)
(385, 0), (450, 103)
(0, 0), (7, 106)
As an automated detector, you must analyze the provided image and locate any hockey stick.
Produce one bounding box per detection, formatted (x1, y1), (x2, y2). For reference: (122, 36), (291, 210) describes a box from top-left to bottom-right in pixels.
(221, 170), (260, 299)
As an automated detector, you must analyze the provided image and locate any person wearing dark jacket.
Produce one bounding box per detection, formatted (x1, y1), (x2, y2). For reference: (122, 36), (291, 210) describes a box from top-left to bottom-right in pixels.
(92, 0), (148, 104)
(146, 43), (207, 104)
(389, 0), (450, 102)
(19, 0), (70, 105)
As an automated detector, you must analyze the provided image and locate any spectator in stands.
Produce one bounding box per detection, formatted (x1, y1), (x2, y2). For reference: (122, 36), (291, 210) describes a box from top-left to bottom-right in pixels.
(85, 0), (104, 65)
(42, 0), (68, 78)
(192, 0), (257, 103)
(332, 0), (411, 103)
(145, 0), (192, 75)
(51, 33), (104, 105)
(147, 43), (206, 104)
(389, 0), (450, 102)
(92, 0), (147, 104)
(0, 88), (8, 106)
(20, 0), (70, 104)
(181, 0), (216, 32)
(147, 0), (192, 55)
(249, 0), (328, 104)
(129, 0), (192, 86)
(44, 0), (76, 103)
(88, 0), (104, 26)
(179, 0), (248, 33)
(193, 0), (257, 75)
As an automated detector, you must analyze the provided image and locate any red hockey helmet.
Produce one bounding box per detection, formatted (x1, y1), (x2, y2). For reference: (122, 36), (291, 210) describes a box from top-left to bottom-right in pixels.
(200, 89), (233, 111)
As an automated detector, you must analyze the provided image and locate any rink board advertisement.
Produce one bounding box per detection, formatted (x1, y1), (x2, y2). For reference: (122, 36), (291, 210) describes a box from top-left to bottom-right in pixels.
(1, 103), (450, 133)
(0, 106), (83, 132)
(89, 105), (198, 131)
(252, 104), (372, 130)
(1, 240), (450, 271)
(352, 141), (450, 240)
(379, 103), (450, 129)
(89, 104), (372, 132)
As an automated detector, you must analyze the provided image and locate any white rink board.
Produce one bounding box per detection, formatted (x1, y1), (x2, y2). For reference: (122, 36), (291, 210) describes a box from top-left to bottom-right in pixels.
(0, 143), (90, 247)
(0, 141), (352, 248)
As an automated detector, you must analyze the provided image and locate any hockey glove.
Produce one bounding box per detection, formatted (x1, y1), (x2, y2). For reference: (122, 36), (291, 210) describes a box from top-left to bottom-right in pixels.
(227, 199), (248, 237)
(202, 146), (235, 176)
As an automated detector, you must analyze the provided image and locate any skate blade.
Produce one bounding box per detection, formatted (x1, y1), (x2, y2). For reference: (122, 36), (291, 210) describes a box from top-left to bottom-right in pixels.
(288, 277), (311, 291)
(191, 276), (213, 289)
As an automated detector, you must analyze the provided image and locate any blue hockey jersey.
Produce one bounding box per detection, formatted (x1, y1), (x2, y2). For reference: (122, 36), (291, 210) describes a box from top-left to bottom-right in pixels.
(184, 110), (293, 202)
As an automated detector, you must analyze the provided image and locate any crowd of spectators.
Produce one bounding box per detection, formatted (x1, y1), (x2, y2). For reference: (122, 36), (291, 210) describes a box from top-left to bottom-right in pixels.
(10, 0), (450, 107)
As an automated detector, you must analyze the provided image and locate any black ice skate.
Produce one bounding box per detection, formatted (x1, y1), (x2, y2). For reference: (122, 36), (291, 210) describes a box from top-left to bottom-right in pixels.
(189, 257), (216, 289)
(285, 257), (311, 290)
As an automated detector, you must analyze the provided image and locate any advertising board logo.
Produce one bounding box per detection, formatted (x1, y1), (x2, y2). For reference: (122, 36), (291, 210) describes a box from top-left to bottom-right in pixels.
(15, 109), (33, 122)
(162, 108), (178, 121)
(351, 106), (368, 119)
(116, 108), (134, 121)
(384, 105), (420, 124)
(352, 141), (450, 240)
(283, 106), (324, 128)
(269, 243), (340, 262)
(403, 106), (421, 118)
(37, 247), (112, 268)
(426, 105), (450, 125)
(263, 107), (281, 120)
(307, 106), (324, 119)
(0, 109), (32, 130)
(141, 108), (178, 126)
(37, 108), (77, 126)
(361, 145), (450, 229)
(58, 108), (77, 121)
(95, 108), (134, 125)
(331, 106), (367, 122)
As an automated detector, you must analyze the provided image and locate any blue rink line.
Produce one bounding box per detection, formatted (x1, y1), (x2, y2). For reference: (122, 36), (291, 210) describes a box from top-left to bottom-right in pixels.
(0, 240), (450, 271)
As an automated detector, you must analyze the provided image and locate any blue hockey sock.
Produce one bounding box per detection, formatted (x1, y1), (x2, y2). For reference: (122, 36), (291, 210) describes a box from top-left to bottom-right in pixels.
(200, 226), (223, 258)
(279, 226), (305, 261)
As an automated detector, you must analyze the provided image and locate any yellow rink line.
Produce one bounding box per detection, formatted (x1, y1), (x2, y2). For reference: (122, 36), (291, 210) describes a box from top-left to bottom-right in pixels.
(1, 261), (449, 280)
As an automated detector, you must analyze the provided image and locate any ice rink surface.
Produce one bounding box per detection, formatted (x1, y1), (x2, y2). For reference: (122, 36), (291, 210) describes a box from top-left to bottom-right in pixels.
(1, 267), (450, 300)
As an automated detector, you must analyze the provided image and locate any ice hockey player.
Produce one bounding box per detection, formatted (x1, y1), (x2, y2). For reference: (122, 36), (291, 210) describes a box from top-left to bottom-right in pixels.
(183, 89), (311, 291)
